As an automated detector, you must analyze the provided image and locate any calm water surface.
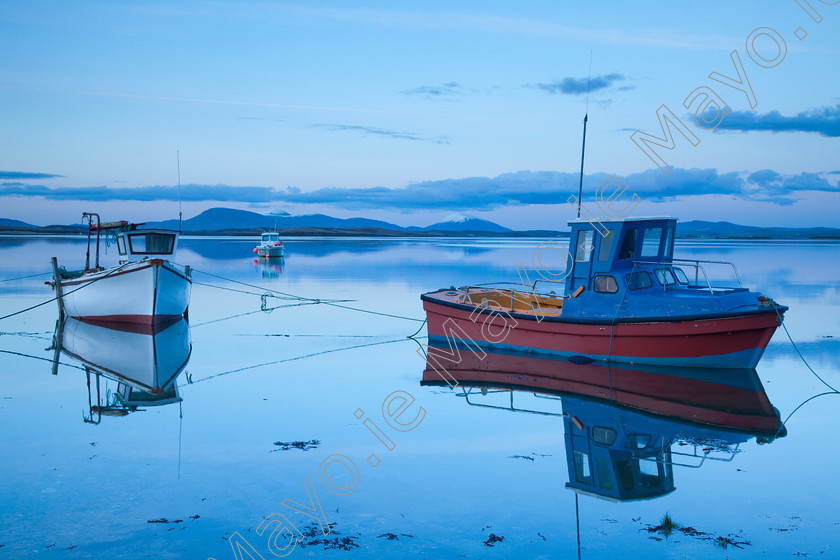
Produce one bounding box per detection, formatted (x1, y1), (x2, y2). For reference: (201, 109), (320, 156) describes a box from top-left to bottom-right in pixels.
(0, 235), (838, 559)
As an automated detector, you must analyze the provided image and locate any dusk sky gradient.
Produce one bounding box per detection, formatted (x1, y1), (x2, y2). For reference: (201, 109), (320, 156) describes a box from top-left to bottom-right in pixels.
(1, 1), (838, 228)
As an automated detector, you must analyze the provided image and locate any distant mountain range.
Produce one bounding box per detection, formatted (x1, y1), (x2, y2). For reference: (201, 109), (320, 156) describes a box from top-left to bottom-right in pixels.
(1, 210), (839, 238)
(145, 208), (511, 233)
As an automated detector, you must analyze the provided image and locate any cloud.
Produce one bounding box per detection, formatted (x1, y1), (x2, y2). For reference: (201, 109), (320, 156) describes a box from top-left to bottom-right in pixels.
(310, 123), (450, 144)
(2, 169), (834, 209)
(0, 171), (63, 180)
(311, 123), (422, 141)
(402, 82), (466, 97)
(715, 104), (840, 137)
(529, 73), (630, 95)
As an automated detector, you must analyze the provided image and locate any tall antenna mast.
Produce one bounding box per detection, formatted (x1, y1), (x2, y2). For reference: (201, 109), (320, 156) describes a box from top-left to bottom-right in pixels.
(177, 150), (182, 232)
(576, 51), (593, 219)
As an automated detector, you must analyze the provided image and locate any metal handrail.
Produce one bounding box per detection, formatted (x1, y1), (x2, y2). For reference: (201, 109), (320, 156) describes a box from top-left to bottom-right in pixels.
(462, 387), (568, 417)
(670, 258), (742, 287)
(631, 259), (743, 295)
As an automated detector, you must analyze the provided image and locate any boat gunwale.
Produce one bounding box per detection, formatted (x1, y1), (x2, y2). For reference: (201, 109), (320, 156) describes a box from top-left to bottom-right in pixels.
(421, 289), (788, 325)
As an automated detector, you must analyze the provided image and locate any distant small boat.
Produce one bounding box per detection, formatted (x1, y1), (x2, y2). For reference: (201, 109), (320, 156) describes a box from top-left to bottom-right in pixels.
(254, 232), (285, 258)
(48, 212), (191, 327)
(421, 217), (787, 369)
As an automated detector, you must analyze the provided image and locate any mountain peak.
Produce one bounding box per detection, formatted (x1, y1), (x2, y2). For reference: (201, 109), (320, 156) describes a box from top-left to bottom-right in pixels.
(441, 212), (474, 223)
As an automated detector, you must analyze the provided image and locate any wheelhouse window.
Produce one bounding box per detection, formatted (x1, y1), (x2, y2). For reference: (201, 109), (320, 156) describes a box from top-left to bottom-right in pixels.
(575, 230), (594, 262)
(641, 227), (663, 258)
(593, 426), (617, 446)
(663, 226), (675, 258)
(574, 452), (592, 485)
(672, 267), (689, 284)
(655, 268), (676, 285)
(598, 230), (615, 261)
(618, 229), (637, 259)
(593, 275), (618, 294)
(626, 271), (652, 290)
(116, 236), (127, 256)
(127, 232), (176, 255)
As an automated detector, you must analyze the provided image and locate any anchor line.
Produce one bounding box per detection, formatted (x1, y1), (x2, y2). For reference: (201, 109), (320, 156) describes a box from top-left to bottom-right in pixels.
(186, 266), (424, 323)
(186, 337), (409, 384)
(773, 303), (838, 394)
(0, 261), (133, 322)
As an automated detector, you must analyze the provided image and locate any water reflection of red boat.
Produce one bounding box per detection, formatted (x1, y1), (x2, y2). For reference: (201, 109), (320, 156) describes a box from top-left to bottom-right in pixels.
(421, 347), (784, 502)
(422, 348), (783, 435)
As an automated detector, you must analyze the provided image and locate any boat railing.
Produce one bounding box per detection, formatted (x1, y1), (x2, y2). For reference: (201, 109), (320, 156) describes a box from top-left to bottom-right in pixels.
(462, 387), (567, 417)
(459, 282), (566, 309)
(634, 440), (740, 469)
(632, 258), (742, 295)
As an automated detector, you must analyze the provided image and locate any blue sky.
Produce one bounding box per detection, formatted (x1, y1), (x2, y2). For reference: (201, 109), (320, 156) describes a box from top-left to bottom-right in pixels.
(1, 1), (838, 228)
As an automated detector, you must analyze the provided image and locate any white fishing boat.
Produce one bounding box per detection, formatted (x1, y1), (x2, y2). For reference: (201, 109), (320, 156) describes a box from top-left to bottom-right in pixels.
(49, 213), (192, 327)
(254, 231), (285, 258)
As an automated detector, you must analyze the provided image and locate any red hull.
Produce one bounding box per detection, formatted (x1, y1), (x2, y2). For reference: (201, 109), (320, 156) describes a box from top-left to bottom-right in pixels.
(422, 297), (783, 369)
(421, 351), (782, 435)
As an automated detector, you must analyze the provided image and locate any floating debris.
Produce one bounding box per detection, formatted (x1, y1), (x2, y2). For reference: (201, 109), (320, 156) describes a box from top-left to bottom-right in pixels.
(483, 533), (504, 547)
(645, 514), (750, 549)
(147, 518), (184, 524)
(271, 440), (321, 452)
(297, 523), (359, 551)
(507, 455), (535, 461)
(377, 533), (400, 541)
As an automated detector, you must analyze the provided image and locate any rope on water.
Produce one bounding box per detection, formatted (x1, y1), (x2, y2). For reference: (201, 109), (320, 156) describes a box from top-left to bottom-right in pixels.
(187, 266), (425, 323)
(0, 262), (132, 322)
(187, 337), (409, 384)
(773, 303), (838, 393)
(0, 271), (51, 283)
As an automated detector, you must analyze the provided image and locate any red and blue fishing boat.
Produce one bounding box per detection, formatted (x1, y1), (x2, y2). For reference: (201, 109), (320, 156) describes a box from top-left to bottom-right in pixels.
(421, 217), (787, 369)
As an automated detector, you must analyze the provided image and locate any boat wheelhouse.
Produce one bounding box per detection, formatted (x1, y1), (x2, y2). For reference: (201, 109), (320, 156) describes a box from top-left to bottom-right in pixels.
(49, 213), (191, 327)
(421, 216), (787, 369)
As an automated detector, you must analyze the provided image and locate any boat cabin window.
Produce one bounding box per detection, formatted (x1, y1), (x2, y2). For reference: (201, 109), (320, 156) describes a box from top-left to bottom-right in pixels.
(596, 457), (613, 490)
(598, 230), (615, 261)
(625, 434), (650, 449)
(263, 233), (280, 242)
(626, 271), (652, 290)
(655, 268), (677, 286)
(641, 227), (663, 257)
(574, 452), (592, 484)
(664, 226), (675, 258)
(672, 267), (689, 284)
(117, 236), (127, 256)
(618, 229), (637, 259)
(575, 230), (594, 262)
(127, 232), (176, 255)
(592, 426), (617, 446)
(593, 275), (618, 294)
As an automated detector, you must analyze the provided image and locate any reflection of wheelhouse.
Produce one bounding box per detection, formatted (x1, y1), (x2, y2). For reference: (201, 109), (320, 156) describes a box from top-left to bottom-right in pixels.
(421, 346), (784, 502)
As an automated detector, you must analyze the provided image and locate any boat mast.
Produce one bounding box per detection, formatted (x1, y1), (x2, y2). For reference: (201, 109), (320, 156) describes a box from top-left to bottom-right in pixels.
(576, 53), (592, 219)
(177, 150), (182, 232)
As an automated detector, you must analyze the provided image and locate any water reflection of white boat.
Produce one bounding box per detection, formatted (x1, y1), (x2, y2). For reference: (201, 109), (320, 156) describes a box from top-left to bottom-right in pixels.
(253, 257), (284, 278)
(48, 213), (192, 328)
(53, 316), (191, 423)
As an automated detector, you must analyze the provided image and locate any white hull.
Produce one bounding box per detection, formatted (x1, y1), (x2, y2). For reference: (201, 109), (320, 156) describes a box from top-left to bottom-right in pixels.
(257, 245), (285, 258)
(59, 317), (191, 393)
(57, 259), (191, 325)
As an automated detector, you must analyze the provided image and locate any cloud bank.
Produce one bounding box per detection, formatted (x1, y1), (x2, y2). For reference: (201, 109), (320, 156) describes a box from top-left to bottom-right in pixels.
(530, 73), (630, 95)
(715, 104), (840, 137)
(2, 168), (835, 209)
